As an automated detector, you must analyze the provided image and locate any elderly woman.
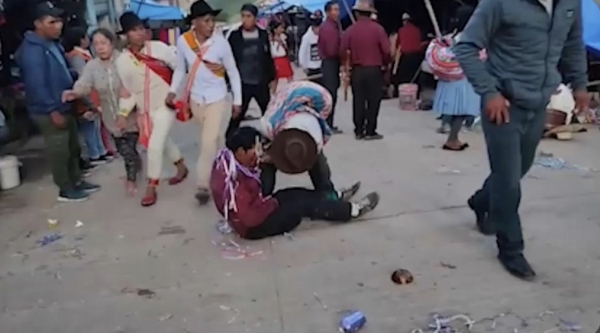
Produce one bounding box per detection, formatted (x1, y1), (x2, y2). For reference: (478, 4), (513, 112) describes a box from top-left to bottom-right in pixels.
(62, 28), (140, 195)
(63, 27), (112, 164)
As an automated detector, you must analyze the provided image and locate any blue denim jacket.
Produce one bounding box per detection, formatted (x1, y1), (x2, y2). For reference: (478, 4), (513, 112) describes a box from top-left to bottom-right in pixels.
(16, 31), (74, 116)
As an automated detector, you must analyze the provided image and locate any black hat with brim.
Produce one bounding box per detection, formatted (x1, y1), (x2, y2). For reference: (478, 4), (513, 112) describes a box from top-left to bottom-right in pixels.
(117, 11), (148, 35)
(186, 0), (222, 25)
(33, 1), (64, 20)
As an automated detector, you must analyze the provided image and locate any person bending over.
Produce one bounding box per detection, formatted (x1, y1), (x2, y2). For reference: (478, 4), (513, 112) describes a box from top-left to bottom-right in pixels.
(210, 127), (380, 240)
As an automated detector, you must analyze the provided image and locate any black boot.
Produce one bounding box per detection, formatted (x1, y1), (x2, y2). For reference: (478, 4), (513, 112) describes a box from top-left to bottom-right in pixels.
(467, 197), (495, 235)
(498, 252), (536, 281)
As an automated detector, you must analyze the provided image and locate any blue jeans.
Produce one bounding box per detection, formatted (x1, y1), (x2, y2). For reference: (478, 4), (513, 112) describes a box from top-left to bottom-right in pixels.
(470, 105), (546, 255)
(79, 117), (106, 159)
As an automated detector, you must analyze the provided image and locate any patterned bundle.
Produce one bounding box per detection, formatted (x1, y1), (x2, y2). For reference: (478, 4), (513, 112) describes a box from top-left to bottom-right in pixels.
(425, 38), (464, 82)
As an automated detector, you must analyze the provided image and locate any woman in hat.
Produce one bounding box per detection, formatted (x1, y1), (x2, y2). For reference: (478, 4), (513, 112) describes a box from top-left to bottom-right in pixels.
(167, 0), (243, 205)
(62, 28), (141, 196)
(210, 126), (380, 240)
(429, 5), (480, 151)
(113, 11), (189, 207)
(269, 20), (293, 92)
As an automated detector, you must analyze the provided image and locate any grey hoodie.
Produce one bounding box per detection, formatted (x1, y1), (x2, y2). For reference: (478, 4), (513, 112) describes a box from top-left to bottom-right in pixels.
(454, 0), (587, 110)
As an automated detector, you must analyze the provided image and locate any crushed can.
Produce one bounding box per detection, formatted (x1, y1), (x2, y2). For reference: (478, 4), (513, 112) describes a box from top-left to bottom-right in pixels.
(339, 311), (366, 333)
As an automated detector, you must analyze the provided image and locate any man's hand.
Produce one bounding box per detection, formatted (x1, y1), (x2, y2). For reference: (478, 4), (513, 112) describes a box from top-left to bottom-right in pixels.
(50, 111), (66, 129)
(61, 90), (78, 102)
(573, 90), (590, 115)
(82, 111), (95, 121)
(485, 94), (510, 125)
(232, 105), (242, 119)
(259, 152), (273, 164)
(115, 115), (127, 130)
(165, 92), (176, 108)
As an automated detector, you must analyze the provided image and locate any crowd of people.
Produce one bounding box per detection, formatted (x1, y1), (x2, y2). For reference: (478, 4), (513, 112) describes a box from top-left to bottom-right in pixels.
(14, 0), (592, 281)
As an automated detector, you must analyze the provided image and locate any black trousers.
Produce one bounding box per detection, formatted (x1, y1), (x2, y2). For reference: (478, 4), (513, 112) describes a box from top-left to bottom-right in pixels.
(394, 52), (423, 85)
(244, 188), (352, 240)
(321, 58), (340, 127)
(260, 152), (335, 196)
(351, 66), (383, 136)
(470, 105), (546, 255)
(225, 82), (271, 138)
(307, 68), (322, 85)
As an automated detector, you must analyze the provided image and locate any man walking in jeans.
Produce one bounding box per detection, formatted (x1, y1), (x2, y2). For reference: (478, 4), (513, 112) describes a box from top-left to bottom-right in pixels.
(455, 0), (588, 280)
(16, 2), (100, 202)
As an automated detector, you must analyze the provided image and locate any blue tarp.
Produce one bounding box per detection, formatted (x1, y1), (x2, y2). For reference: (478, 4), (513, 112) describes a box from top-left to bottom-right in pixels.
(582, 0), (600, 55)
(128, 0), (184, 20)
(263, 0), (356, 17)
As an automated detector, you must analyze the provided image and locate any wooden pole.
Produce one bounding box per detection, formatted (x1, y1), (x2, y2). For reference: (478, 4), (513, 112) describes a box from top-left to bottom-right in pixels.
(423, 0), (442, 38)
(340, 0), (356, 101)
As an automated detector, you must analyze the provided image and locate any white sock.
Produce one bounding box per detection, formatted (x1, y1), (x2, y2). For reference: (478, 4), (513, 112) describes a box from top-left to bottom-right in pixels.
(350, 203), (360, 217)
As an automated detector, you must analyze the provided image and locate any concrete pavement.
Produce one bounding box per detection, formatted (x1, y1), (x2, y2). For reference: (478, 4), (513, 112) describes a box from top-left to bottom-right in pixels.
(1, 97), (599, 333)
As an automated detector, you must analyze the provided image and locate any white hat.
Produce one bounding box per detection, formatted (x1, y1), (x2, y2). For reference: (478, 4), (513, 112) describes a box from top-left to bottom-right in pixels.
(402, 13), (411, 20)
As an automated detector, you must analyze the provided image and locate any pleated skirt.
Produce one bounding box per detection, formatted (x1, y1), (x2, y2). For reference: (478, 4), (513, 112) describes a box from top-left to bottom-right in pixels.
(433, 77), (481, 116)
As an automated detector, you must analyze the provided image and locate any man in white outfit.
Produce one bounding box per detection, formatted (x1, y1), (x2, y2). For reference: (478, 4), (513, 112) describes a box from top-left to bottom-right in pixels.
(115, 12), (189, 207)
(166, 0), (242, 205)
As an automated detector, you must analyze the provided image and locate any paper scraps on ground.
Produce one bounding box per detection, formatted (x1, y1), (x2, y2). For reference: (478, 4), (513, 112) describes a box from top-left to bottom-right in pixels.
(47, 219), (58, 228)
(534, 152), (597, 172)
(313, 292), (327, 310)
(75, 220), (84, 228)
(219, 305), (240, 324)
(212, 237), (263, 260)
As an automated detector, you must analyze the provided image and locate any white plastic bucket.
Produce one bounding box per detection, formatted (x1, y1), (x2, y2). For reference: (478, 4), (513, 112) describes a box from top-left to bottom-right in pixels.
(0, 155), (21, 190)
(282, 113), (323, 150)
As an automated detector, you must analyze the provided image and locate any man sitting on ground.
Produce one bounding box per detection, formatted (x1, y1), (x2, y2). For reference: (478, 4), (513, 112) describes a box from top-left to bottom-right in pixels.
(210, 127), (380, 240)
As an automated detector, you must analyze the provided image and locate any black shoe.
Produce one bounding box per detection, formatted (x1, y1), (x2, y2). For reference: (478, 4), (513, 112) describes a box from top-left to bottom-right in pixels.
(195, 188), (210, 205)
(339, 181), (361, 201)
(364, 133), (384, 141)
(57, 188), (89, 202)
(76, 181), (101, 194)
(355, 133), (364, 140)
(331, 126), (343, 134)
(80, 159), (96, 171)
(355, 192), (380, 217)
(90, 156), (109, 165)
(498, 252), (536, 281)
(467, 197), (495, 235)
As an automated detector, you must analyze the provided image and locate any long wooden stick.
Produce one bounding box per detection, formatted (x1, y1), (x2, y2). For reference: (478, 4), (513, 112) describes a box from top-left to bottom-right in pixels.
(340, 0), (356, 101)
(392, 46), (402, 75)
(423, 0), (442, 38)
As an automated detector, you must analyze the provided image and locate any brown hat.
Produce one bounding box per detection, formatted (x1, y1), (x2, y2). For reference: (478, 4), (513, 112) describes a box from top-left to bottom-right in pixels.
(267, 129), (318, 174)
(352, 0), (377, 13)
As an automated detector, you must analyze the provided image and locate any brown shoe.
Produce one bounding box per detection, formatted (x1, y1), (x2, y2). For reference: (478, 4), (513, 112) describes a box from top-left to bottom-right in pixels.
(168, 159), (188, 185)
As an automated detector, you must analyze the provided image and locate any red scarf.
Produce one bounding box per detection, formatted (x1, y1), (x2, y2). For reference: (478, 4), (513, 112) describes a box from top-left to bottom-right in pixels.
(130, 50), (173, 85)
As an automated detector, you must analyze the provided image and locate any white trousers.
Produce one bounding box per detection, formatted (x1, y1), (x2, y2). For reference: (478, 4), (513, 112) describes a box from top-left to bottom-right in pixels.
(191, 98), (228, 188)
(147, 106), (181, 180)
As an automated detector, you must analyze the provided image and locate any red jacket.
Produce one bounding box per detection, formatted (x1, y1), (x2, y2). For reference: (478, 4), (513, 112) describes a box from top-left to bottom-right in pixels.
(210, 159), (278, 237)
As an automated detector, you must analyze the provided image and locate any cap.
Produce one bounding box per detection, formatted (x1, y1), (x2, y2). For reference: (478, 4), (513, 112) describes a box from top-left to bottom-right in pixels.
(34, 1), (64, 20)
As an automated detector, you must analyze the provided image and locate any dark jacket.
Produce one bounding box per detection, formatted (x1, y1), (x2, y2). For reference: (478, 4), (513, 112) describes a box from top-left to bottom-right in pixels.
(16, 31), (75, 116)
(454, 0), (587, 110)
(227, 27), (276, 84)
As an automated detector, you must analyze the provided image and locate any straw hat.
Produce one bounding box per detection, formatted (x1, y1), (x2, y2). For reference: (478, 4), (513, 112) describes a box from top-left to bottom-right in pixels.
(266, 129), (318, 174)
(352, 0), (377, 13)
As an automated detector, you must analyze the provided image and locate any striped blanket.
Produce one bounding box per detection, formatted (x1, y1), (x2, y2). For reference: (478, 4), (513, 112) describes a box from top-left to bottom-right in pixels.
(261, 81), (333, 150)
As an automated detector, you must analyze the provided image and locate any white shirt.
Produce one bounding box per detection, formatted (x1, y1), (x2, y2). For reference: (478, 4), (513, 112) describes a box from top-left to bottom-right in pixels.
(298, 28), (321, 70)
(170, 33), (242, 106)
(270, 34), (287, 58)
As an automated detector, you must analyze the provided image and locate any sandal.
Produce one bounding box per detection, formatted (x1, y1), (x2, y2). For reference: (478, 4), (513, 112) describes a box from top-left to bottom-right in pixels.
(141, 180), (158, 207)
(442, 143), (469, 151)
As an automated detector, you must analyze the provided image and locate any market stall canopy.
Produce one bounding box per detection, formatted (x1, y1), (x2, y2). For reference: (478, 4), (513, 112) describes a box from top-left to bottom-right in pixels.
(268, 0), (356, 17)
(582, 0), (600, 55)
(128, 0), (185, 20)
